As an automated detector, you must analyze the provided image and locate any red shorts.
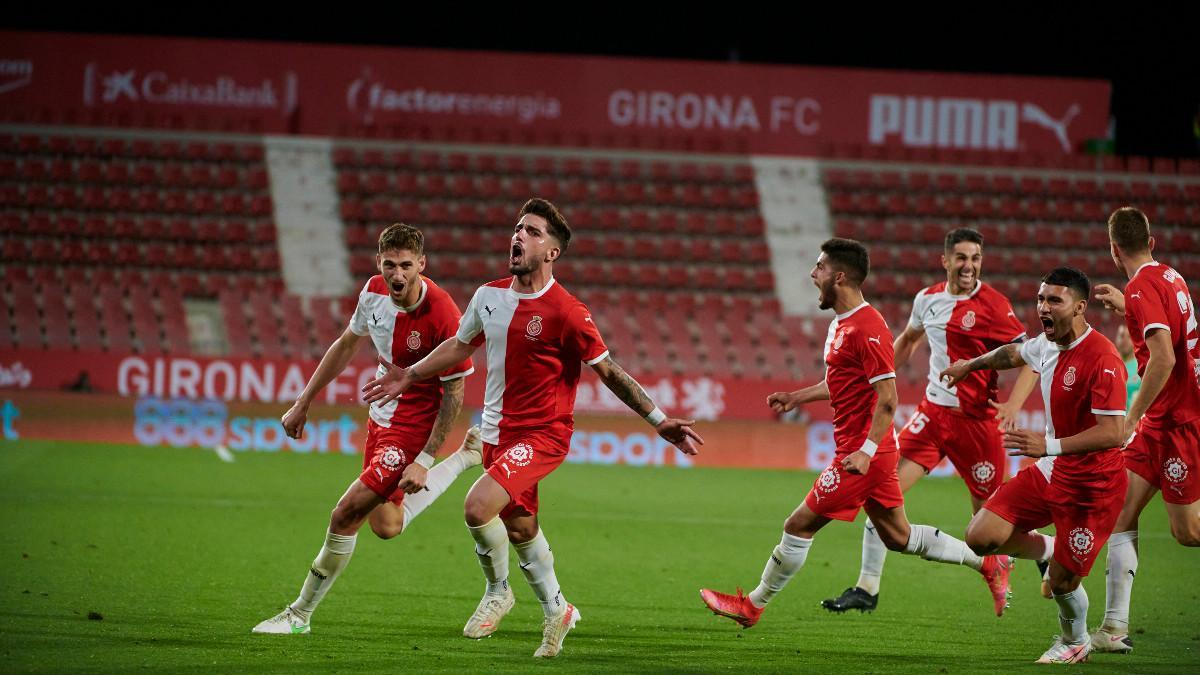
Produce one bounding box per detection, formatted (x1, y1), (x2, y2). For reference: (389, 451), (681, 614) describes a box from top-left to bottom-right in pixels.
(484, 428), (572, 518)
(983, 465), (1126, 577)
(898, 399), (1006, 501)
(358, 419), (431, 506)
(1123, 418), (1200, 505)
(805, 446), (905, 522)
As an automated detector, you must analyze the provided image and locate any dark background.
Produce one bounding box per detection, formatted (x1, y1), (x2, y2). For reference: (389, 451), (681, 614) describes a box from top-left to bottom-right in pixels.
(7, 7), (1199, 157)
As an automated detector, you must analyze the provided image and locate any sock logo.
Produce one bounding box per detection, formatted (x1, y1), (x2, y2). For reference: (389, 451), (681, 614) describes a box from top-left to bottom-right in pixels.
(519, 561), (533, 571)
(770, 554), (782, 566)
(309, 567), (328, 580)
(1066, 527), (1094, 557)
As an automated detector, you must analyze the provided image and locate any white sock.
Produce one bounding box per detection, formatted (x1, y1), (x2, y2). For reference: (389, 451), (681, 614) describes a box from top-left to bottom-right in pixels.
(856, 519), (886, 595)
(903, 524), (983, 571)
(1030, 532), (1054, 562)
(1054, 586), (1090, 645)
(748, 532), (812, 608)
(514, 530), (565, 618)
(290, 530), (357, 621)
(468, 517), (510, 597)
(400, 452), (473, 529)
(1103, 530), (1138, 631)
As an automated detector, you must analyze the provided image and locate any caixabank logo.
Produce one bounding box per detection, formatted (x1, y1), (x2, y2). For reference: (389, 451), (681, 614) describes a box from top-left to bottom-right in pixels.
(83, 63), (297, 115)
(0, 59), (33, 95)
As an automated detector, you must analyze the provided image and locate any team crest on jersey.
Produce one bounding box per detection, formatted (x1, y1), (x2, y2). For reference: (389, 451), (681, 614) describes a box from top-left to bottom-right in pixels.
(971, 461), (996, 485)
(505, 442), (534, 467)
(817, 466), (841, 494)
(833, 329), (846, 351)
(378, 445), (407, 470)
(406, 331), (421, 351)
(1062, 366), (1077, 389)
(526, 315), (543, 338)
(961, 310), (977, 330)
(1163, 457), (1189, 484)
(1067, 527), (1094, 557)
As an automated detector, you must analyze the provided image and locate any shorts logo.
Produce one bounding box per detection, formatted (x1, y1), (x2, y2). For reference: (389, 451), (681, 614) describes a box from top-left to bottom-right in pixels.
(817, 466), (841, 494)
(971, 461), (996, 485)
(1163, 457), (1188, 484)
(526, 315), (543, 338)
(961, 310), (977, 330)
(378, 445), (407, 470)
(1062, 366), (1077, 389)
(406, 330), (421, 351)
(505, 442), (534, 467)
(1067, 527), (1094, 557)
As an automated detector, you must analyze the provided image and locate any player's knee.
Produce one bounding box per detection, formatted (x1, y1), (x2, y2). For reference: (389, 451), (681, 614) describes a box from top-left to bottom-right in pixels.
(964, 528), (997, 556)
(505, 521), (538, 544)
(463, 500), (494, 528)
(1170, 520), (1200, 547)
(1048, 574), (1080, 596)
(877, 529), (908, 552)
(329, 503), (357, 533)
(369, 518), (403, 540)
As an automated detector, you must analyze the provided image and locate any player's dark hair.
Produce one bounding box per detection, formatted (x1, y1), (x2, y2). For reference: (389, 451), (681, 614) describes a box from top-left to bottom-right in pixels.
(378, 222), (423, 255)
(944, 227), (984, 252)
(820, 237), (870, 285)
(520, 198), (572, 252)
(1107, 207), (1151, 254)
(1042, 266), (1090, 302)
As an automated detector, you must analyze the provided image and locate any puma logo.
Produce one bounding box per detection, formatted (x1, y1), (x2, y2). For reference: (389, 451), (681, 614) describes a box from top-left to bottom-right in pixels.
(868, 336), (881, 344)
(1104, 368), (1116, 376)
(501, 463), (514, 478)
(484, 305), (495, 316)
(1129, 292), (1142, 300)
(371, 313), (380, 325)
(1021, 102), (1080, 153)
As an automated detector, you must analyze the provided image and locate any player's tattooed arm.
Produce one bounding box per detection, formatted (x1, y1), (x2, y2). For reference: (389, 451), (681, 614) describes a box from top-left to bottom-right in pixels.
(422, 376), (465, 457)
(592, 355), (704, 455)
(592, 355), (654, 415)
(941, 343), (1025, 386)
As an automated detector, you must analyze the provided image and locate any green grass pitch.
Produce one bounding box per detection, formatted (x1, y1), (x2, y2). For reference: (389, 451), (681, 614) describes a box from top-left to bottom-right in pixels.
(2, 439), (1197, 673)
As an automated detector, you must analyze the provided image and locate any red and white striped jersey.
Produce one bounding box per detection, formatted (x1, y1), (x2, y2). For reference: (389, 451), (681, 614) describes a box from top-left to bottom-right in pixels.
(1019, 328), (1126, 496)
(823, 302), (898, 455)
(349, 275), (473, 430)
(456, 277), (608, 445)
(1123, 261), (1200, 428)
(909, 281), (1026, 418)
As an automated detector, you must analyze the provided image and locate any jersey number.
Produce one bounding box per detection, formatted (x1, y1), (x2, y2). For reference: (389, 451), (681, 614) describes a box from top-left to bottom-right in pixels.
(906, 411), (931, 434)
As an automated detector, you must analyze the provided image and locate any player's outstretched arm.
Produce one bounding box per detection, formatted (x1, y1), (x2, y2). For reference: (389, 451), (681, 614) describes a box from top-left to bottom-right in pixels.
(940, 343), (1025, 386)
(591, 355), (703, 455)
(398, 377), (466, 494)
(1093, 284), (1126, 315)
(1004, 413), (1125, 458)
(282, 328), (365, 439)
(1125, 328), (1175, 438)
(892, 325), (926, 372)
(841, 376), (897, 475)
(767, 380), (830, 413)
(362, 337), (477, 406)
(990, 365), (1038, 431)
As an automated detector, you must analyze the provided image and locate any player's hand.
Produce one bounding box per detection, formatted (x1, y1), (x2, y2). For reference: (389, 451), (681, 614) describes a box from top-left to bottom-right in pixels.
(939, 359), (972, 388)
(1094, 284), (1126, 315)
(989, 398), (1020, 432)
(1122, 416), (1141, 448)
(768, 391), (799, 413)
(841, 450), (871, 475)
(281, 400), (309, 439)
(1004, 428), (1047, 457)
(362, 358), (412, 405)
(397, 463), (429, 494)
(656, 418), (704, 456)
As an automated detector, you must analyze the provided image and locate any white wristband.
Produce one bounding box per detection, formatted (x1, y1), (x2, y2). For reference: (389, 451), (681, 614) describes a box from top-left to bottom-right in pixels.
(644, 406), (667, 427)
(859, 439), (879, 458)
(1045, 438), (1062, 456)
(414, 451), (436, 469)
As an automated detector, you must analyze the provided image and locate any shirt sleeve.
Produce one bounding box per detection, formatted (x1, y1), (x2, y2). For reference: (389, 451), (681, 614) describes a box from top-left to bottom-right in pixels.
(1090, 353), (1128, 416)
(455, 287), (486, 347)
(562, 303), (609, 365)
(436, 296), (474, 381)
(859, 322), (896, 384)
(1019, 336), (1045, 373)
(1125, 280), (1171, 337)
(990, 296), (1028, 344)
(907, 289), (928, 331)
(347, 282), (370, 336)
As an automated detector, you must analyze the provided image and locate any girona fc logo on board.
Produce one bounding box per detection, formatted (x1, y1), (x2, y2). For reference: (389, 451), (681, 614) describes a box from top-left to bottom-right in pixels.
(406, 330), (421, 351)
